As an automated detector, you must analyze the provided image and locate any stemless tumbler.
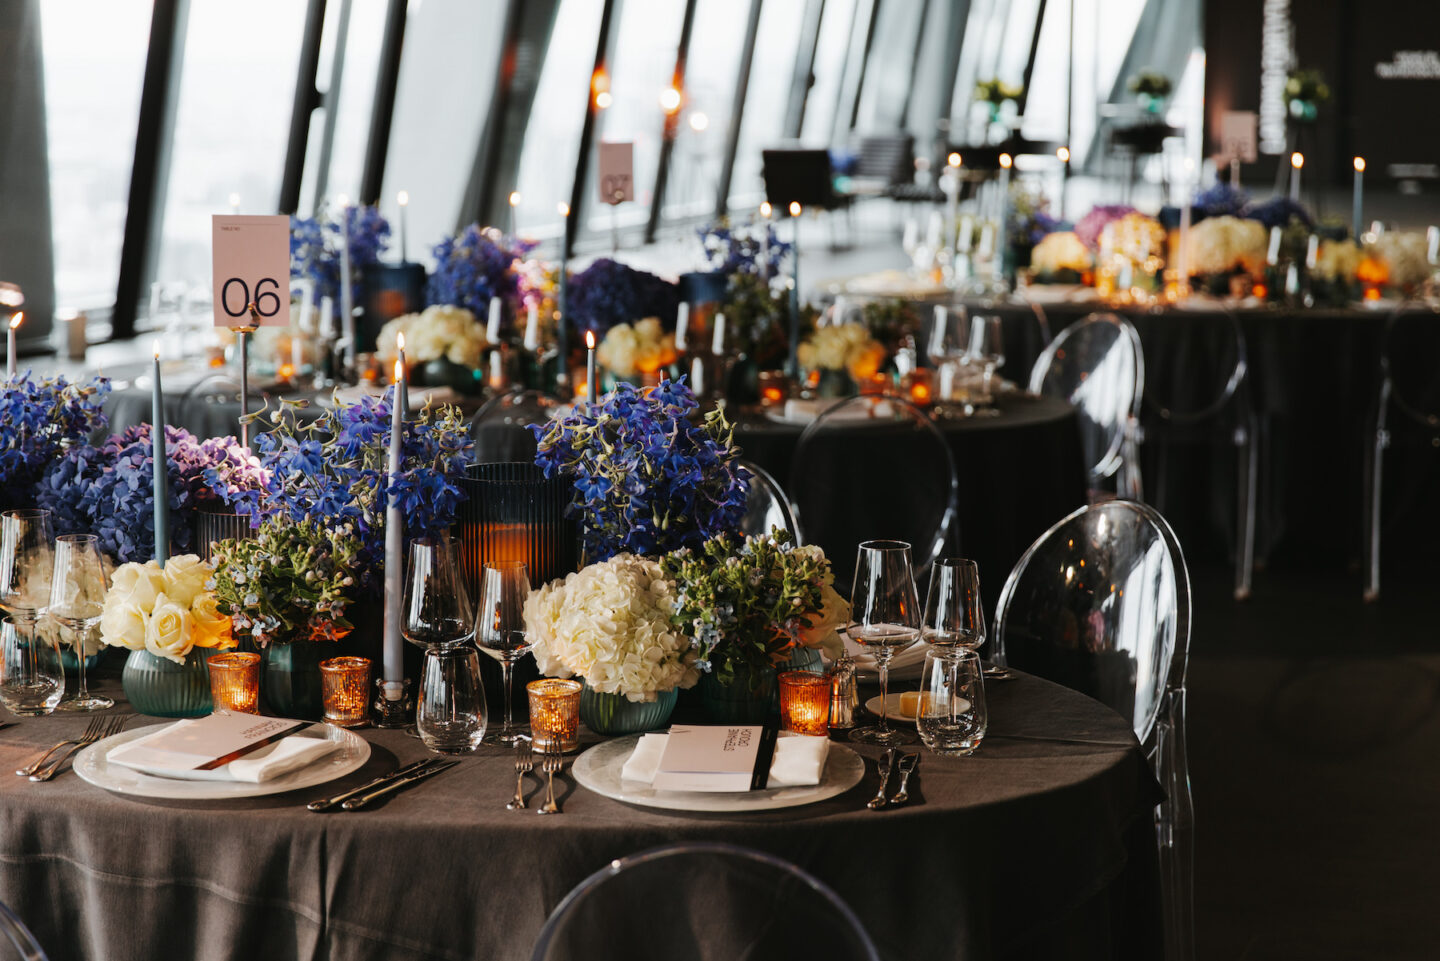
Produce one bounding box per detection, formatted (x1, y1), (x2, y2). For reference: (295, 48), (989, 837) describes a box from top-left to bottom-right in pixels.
(916, 648), (987, 756)
(0, 616), (64, 716)
(416, 646), (487, 755)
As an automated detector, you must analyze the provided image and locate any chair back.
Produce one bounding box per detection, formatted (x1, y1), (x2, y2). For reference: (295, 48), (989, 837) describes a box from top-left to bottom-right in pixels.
(789, 395), (957, 590)
(1381, 303), (1440, 436)
(470, 389), (562, 464)
(1140, 308), (1247, 426)
(531, 842), (880, 961)
(855, 133), (915, 185)
(0, 902), (46, 961)
(737, 459), (801, 542)
(179, 372), (240, 408)
(994, 500), (1190, 747)
(762, 149), (843, 210)
(1029, 313), (1143, 484)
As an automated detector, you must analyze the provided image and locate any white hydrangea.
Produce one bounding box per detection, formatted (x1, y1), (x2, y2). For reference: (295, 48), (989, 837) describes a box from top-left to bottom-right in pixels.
(377, 304), (488, 369)
(1370, 232), (1432, 290)
(1030, 231), (1092, 276)
(523, 554), (699, 702)
(597, 317), (677, 377)
(1185, 216), (1268, 277)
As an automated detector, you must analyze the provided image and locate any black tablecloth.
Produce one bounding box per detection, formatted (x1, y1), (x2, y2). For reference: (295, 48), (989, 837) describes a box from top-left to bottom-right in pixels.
(0, 673), (1161, 961)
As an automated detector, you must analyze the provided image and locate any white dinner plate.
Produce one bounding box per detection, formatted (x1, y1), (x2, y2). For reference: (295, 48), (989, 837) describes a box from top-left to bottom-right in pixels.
(572, 734), (865, 813)
(863, 692), (970, 722)
(74, 722), (371, 800)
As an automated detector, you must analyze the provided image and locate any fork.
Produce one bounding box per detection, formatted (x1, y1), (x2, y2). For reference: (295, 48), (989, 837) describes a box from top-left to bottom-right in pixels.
(507, 743), (534, 810)
(537, 747), (562, 815)
(16, 715), (107, 777)
(31, 714), (129, 782)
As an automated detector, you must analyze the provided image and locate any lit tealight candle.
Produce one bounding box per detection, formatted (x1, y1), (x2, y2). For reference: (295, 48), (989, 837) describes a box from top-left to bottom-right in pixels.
(779, 671), (831, 736)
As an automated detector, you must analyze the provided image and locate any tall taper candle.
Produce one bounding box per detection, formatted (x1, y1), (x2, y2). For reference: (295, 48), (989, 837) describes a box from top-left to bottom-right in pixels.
(486, 297), (502, 344)
(152, 343), (169, 567)
(396, 190), (409, 263)
(787, 201), (801, 377)
(759, 202), (772, 280)
(674, 301), (689, 351)
(382, 364), (405, 685)
(524, 304), (539, 351)
(556, 203), (570, 391)
(509, 191), (521, 239)
(1352, 157), (1365, 241)
(1289, 153), (1303, 203)
(712, 312), (726, 355)
(6, 312), (20, 380)
(338, 198), (355, 373)
(585, 329), (597, 404)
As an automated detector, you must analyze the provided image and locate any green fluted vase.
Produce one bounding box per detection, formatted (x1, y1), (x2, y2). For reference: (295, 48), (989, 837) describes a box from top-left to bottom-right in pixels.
(579, 683), (678, 735)
(262, 641), (328, 720)
(122, 648), (214, 718)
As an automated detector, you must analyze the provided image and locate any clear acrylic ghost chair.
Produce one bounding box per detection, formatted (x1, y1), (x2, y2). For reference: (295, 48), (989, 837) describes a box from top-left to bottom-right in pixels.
(994, 500), (1192, 961)
(469, 389), (563, 464)
(737, 458), (801, 542)
(0, 901), (47, 961)
(531, 842), (880, 961)
(1363, 303), (1440, 601)
(1029, 313), (1144, 501)
(789, 394), (958, 591)
(1138, 308), (1257, 600)
(180, 371), (241, 407)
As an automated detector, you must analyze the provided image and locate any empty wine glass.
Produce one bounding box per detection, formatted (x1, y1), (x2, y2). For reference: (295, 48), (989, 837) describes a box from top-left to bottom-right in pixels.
(848, 539), (920, 746)
(922, 557), (984, 651)
(49, 534), (112, 711)
(967, 314), (1005, 415)
(475, 561), (532, 745)
(401, 532), (474, 650)
(0, 510), (61, 715)
(926, 305), (972, 416)
(417, 646), (487, 755)
(916, 648), (987, 756)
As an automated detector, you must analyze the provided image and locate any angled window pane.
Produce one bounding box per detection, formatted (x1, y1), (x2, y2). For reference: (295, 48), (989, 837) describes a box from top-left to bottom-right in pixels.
(853, 0), (924, 133)
(579, 0), (685, 241)
(661, 0), (753, 222)
(514, 0), (604, 243)
(40, 0), (152, 310)
(800, 0), (858, 145)
(153, 2), (308, 289)
(315, 0), (389, 210)
(729, 0), (808, 210)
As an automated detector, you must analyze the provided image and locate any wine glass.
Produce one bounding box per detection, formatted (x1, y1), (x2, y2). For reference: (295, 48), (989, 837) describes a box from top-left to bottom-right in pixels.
(401, 533), (474, 650)
(417, 646), (487, 755)
(926, 305), (971, 417)
(848, 539), (920, 746)
(475, 561), (532, 745)
(49, 534), (113, 711)
(922, 557), (984, 651)
(0, 510), (60, 715)
(967, 314), (1005, 415)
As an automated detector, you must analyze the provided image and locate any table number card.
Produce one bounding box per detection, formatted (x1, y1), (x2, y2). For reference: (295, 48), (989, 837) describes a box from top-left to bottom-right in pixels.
(1218, 111), (1259, 165)
(598, 141), (634, 204)
(654, 724), (763, 792)
(212, 214), (292, 327)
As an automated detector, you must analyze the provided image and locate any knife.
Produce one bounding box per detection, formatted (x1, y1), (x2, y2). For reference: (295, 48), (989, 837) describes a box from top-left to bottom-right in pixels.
(307, 758), (440, 812)
(750, 723), (780, 791)
(341, 760), (458, 810)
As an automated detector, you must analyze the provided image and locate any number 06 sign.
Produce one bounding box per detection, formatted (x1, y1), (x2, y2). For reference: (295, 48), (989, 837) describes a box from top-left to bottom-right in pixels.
(212, 215), (291, 327)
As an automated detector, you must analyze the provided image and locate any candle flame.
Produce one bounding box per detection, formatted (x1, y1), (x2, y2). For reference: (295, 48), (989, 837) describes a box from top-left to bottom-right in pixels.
(1056, 147), (1070, 163)
(688, 111), (709, 132)
(228, 192), (240, 208)
(1354, 156), (1366, 173)
(948, 152), (962, 167)
(759, 201), (772, 218)
(396, 331), (405, 351)
(509, 190), (521, 207)
(1291, 152), (1304, 170)
(8, 313), (20, 331)
(595, 91), (613, 109)
(585, 329), (596, 349)
(335, 193), (349, 208)
(659, 86), (682, 113)
(788, 201), (801, 216)
(397, 189), (409, 206)
(394, 359), (404, 383)
(999, 153), (1013, 169)
(152, 339), (160, 359)
(557, 202), (570, 217)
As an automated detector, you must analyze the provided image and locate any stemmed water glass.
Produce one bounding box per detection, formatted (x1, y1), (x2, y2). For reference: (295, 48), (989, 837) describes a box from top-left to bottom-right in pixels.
(967, 314), (1005, 415)
(926, 305), (971, 416)
(48, 534), (113, 711)
(848, 539), (920, 746)
(922, 557), (985, 651)
(0, 510), (60, 715)
(475, 561), (532, 745)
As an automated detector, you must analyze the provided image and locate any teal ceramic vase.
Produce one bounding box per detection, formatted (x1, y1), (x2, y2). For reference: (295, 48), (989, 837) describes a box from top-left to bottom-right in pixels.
(579, 683), (678, 735)
(262, 641), (328, 720)
(122, 648), (214, 718)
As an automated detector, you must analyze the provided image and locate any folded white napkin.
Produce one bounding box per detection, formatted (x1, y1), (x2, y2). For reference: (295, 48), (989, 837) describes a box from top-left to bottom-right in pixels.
(844, 636), (931, 676)
(781, 398), (894, 424)
(225, 736), (341, 783)
(621, 733), (830, 789)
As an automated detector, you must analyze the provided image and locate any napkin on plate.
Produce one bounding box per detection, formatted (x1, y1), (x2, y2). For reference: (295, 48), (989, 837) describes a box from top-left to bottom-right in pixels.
(621, 733), (830, 789)
(224, 736), (341, 783)
(780, 398), (894, 425)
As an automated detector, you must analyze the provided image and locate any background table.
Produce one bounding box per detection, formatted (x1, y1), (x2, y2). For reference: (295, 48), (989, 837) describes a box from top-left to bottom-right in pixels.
(0, 672), (1160, 961)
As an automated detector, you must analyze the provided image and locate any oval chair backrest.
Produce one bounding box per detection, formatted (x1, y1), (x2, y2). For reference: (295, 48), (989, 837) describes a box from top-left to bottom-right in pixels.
(531, 842), (881, 961)
(0, 902), (46, 961)
(995, 500), (1190, 746)
(1029, 313), (1143, 480)
(737, 459), (802, 543)
(1139, 308), (1248, 425)
(1381, 303), (1440, 432)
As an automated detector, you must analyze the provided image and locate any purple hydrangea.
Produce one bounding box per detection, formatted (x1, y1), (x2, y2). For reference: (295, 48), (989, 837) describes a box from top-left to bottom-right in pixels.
(1074, 205), (1138, 250)
(566, 258), (681, 339)
(0, 373), (110, 510)
(1191, 182), (1250, 221)
(290, 204), (391, 303)
(426, 224), (535, 322)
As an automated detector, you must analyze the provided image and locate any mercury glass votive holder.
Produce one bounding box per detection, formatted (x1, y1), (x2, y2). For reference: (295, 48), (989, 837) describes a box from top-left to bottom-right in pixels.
(758, 370), (789, 407)
(320, 657), (373, 728)
(779, 671), (832, 736)
(207, 652), (261, 714)
(527, 678), (582, 752)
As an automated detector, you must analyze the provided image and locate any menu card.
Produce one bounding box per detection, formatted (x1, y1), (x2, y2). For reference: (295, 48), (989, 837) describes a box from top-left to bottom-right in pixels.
(109, 714), (306, 775)
(653, 724), (766, 792)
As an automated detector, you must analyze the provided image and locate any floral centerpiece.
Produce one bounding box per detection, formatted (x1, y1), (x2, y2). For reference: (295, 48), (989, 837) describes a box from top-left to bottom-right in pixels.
(1186, 215), (1268, 292)
(1285, 68), (1330, 121)
(798, 322), (886, 395)
(662, 530), (847, 696)
(1312, 239), (1363, 306)
(974, 78), (1022, 108)
(1098, 212), (1167, 292)
(717, 272), (790, 369)
(515, 257), (561, 349)
(290, 204), (391, 304)
(427, 223), (533, 321)
(377, 304), (489, 370)
(1006, 183), (1064, 271)
(1074, 205), (1138, 250)
(1127, 69), (1172, 112)
(1030, 231), (1092, 282)
(1367, 232), (1432, 296)
(567, 258), (681, 339)
(1191, 183), (1249, 221)
(697, 218), (792, 278)
(100, 554), (234, 717)
(0, 373), (110, 511)
(531, 379), (748, 561)
(596, 318), (677, 381)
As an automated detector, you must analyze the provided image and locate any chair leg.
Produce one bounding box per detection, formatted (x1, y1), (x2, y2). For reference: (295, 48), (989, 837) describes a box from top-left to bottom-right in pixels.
(1234, 422), (1257, 601)
(1363, 430), (1386, 602)
(1155, 688), (1194, 961)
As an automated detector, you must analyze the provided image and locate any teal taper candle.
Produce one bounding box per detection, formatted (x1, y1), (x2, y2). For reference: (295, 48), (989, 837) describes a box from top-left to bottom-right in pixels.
(151, 343), (168, 567)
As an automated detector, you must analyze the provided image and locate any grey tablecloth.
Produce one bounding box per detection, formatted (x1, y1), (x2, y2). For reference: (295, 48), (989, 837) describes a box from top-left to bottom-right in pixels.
(0, 672), (1160, 961)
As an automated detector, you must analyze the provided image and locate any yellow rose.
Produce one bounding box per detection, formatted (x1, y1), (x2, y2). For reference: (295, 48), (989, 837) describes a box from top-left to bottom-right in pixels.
(161, 554), (211, 608)
(144, 592), (195, 664)
(189, 593), (234, 650)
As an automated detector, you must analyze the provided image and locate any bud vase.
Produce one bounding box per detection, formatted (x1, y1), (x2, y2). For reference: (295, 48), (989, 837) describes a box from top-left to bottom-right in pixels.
(578, 683), (678, 735)
(122, 648), (214, 718)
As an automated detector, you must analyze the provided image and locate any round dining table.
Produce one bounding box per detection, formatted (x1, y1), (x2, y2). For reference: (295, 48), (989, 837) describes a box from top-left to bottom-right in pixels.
(0, 670), (1160, 961)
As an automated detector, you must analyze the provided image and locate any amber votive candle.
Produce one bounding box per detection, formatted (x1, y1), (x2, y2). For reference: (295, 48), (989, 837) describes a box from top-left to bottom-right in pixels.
(320, 656), (373, 728)
(527, 678), (582, 752)
(208, 652), (261, 714)
(779, 670), (831, 735)
(758, 370), (789, 407)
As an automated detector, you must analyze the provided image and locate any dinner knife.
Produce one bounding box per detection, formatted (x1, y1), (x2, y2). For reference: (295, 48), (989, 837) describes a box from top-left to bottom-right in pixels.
(341, 760), (458, 810)
(307, 758), (440, 812)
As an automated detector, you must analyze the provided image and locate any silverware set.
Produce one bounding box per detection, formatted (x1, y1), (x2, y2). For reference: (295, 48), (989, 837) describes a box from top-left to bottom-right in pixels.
(308, 758), (457, 812)
(16, 714), (132, 782)
(867, 748), (920, 810)
(505, 742), (565, 814)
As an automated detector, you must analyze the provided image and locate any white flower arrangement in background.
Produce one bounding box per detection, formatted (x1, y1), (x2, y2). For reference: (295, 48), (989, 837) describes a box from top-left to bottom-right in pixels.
(1314, 240), (1362, 282)
(797, 322), (886, 380)
(1185, 216), (1268, 277)
(99, 554), (233, 664)
(1369, 232), (1432, 291)
(1030, 231), (1092, 276)
(377, 304), (488, 370)
(597, 317), (678, 378)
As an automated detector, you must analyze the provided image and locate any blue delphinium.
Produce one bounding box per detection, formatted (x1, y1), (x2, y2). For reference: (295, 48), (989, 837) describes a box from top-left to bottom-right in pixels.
(290, 204), (391, 304)
(531, 378), (750, 561)
(566, 258), (681, 339)
(1243, 196), (1314, 231)
(1191, 182), (1250, 221)
(426, 224), (534, 320)
(697, 219), (793, 277)
(0, 373), (110, 510)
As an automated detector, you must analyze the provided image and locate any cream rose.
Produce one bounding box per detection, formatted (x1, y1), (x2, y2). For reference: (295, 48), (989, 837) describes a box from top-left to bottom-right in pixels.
(108, 560), (167, 612)
(161, 554), (210, 607)
(144, 592), (196, 664)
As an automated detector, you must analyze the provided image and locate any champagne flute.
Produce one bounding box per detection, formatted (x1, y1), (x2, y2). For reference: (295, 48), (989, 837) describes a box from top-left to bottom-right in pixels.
(967, 314), (1005, 416)
(848, 539), (920, 746)
(922, 557), (984, 651)
(475, 561), (532, 745)
(0, 510), (60, 715)
(49, 534), (113, 711)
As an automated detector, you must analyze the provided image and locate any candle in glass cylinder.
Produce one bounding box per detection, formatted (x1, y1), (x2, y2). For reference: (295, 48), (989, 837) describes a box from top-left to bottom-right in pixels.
(320, 656), (372, 728)
(152, 342), (169, 566)
(208, 652), (261, 713)
(779, 671), (831, 736)
(382, 363), (406, 686)
(527, 678), (582, 752)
